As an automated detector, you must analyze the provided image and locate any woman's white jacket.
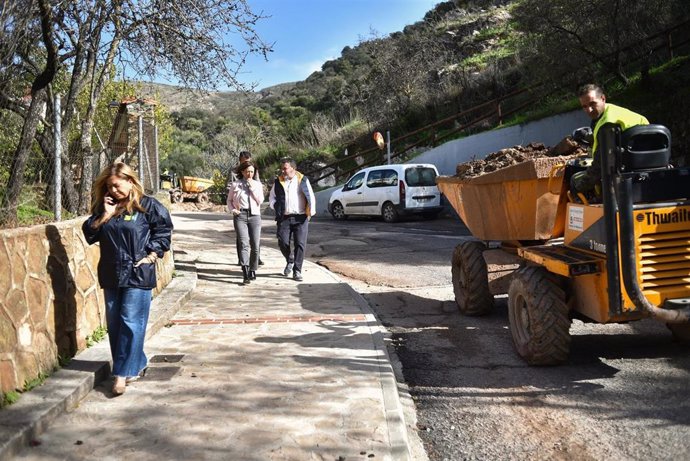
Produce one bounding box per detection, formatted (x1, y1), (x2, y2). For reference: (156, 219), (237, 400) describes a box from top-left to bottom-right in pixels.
(227, 179), (265, 216)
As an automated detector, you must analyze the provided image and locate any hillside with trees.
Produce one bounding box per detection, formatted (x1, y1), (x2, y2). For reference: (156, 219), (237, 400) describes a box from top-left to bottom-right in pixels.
(156, 0), (690, 194)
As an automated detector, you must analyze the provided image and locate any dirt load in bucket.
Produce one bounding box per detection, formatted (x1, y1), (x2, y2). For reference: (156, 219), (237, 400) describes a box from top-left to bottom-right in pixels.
(455, 137), (588, 179)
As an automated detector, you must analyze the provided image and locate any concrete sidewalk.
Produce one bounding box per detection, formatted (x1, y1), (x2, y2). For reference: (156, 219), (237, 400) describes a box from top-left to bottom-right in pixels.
(2, 212), (416, 460)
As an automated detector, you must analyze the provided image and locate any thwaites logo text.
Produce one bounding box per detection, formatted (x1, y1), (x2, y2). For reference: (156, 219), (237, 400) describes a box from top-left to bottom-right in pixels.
(638, 209), (690, 225)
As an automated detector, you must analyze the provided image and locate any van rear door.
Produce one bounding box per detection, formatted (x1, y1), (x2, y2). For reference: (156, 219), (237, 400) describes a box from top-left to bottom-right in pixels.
(403, 166), (441, 209)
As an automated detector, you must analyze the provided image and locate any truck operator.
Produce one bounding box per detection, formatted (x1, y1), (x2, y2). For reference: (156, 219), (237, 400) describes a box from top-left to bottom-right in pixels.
(570, 83), (649, 201)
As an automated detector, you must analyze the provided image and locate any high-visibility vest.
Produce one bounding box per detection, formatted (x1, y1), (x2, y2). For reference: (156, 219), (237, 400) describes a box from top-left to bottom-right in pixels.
(592, 103), (649, 154)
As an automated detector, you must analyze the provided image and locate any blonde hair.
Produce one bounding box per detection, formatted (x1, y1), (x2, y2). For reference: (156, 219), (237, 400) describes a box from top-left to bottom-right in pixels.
(90, 162), (146, 215)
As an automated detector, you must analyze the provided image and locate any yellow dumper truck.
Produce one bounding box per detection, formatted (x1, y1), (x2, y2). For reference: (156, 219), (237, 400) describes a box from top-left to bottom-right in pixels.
(437, 124), (690, 365)
(160, 173), (214, 204)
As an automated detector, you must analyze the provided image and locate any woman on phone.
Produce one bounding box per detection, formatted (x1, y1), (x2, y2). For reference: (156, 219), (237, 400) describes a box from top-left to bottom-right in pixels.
(82, 162), (173, 396)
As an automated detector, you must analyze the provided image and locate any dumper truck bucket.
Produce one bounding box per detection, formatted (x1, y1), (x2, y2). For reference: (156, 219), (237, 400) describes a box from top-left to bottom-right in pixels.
(437, 157), (570, 242)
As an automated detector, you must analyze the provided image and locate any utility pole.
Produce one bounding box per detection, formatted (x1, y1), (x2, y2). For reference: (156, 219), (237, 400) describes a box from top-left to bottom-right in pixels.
(53, 95), (62, 221)
(386, 130), (391, 164)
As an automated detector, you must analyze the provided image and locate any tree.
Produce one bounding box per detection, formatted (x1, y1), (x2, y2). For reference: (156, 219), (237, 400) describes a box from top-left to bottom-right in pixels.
(511, 0), (690, 88)
(0, 0), (272, 224)
(0, 0), (58, 226)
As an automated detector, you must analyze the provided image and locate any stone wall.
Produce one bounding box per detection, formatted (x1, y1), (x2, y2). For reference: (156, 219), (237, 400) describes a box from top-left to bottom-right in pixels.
(0, 217), (174, 393)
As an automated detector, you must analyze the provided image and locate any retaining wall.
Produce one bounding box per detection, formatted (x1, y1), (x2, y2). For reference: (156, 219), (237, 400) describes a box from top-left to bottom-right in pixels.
(0, 217), (174, 393)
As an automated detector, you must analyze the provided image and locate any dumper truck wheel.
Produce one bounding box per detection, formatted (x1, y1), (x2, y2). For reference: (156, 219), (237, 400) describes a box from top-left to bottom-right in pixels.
(508, 266), (571, 365)
(667, 323), (690, 343)
(451, 239), (493, 316)
(382, 202), (399, 223)
(197, 192), (209, 204)
(171, 190), (183, 203)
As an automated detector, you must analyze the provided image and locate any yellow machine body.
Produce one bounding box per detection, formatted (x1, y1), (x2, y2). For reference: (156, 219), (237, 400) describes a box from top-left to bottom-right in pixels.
(520, 202), (690, 323)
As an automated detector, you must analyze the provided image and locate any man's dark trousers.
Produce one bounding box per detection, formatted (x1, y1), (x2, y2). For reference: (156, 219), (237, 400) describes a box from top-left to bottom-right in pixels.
(276, 214), (309, 273)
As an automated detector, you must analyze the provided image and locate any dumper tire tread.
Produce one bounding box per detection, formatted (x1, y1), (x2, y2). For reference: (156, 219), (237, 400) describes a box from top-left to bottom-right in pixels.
(508, 266), (571, 365)
(197, 192), (209, 204)
(171, 190), (183, 203)
(451, 240), (493, 316)
(667, 323), (690, 343)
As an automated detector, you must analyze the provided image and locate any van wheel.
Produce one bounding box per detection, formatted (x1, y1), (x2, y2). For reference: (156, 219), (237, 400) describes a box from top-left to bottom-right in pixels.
(330, 201), (347, 220)
(508, 266), (571, 365)
(382, 202), (399, 223)
(451, 239), (493, 316)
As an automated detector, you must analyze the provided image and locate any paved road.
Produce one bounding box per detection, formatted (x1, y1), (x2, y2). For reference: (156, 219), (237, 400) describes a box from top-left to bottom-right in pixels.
(301, 214), (690, 461)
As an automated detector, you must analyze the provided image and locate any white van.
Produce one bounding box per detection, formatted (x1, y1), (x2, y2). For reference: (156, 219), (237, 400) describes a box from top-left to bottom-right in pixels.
(328, 163), (443, 222)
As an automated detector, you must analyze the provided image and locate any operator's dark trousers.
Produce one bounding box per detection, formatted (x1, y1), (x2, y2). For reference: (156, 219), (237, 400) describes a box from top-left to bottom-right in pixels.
(276, 214), (309, 273)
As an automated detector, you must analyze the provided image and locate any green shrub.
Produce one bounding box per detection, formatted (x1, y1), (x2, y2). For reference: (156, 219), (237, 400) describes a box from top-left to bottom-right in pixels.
(85, 325), (108, 348)
(1, 390), (20, 408)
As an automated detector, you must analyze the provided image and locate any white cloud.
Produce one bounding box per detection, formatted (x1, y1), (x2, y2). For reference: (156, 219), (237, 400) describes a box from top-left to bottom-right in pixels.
(302, 59), (326, 75)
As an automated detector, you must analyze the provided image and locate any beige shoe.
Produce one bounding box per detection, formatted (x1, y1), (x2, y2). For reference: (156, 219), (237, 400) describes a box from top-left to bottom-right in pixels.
(112, 377), (126, 396)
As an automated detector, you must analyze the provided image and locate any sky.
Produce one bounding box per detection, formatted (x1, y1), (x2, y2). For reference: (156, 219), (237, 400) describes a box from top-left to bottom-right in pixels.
(232, 0), (440, 91)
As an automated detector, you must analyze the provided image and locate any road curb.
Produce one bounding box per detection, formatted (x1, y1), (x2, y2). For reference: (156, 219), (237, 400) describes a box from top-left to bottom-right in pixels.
(0, 252), (197, 461)
(307, 258), (417, 461)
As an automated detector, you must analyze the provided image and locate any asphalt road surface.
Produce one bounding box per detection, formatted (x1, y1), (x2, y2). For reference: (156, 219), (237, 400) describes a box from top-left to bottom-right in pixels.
(295, 213), (690, 461)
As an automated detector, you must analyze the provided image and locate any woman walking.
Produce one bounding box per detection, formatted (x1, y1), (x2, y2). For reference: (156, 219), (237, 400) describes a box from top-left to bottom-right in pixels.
(227, 159), (264, 284)
(228, 151), (264, 266)
(82, 162), (173, 396)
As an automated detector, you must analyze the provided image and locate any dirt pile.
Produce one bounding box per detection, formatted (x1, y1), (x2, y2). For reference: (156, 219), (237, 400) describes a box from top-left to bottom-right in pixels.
(455, 137), (588, 179)
(170, 201), (226, 213)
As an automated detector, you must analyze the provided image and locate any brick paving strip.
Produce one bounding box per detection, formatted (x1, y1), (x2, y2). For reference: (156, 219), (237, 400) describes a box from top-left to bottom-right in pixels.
(170, 314), (367, 325)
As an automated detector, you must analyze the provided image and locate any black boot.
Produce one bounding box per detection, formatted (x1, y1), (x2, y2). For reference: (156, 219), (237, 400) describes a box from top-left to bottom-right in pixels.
(241, 266), (251, 284)
(249, 270), (256, 280)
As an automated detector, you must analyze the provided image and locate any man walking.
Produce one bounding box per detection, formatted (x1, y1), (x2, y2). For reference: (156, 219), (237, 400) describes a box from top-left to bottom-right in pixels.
(269, 157), (316, 281)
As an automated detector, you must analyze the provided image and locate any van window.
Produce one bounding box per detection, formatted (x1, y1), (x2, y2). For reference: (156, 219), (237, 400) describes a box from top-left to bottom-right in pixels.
(345, 171), (365, 191)
(405, 167), (437, 187)
(367, 169), (398, 188)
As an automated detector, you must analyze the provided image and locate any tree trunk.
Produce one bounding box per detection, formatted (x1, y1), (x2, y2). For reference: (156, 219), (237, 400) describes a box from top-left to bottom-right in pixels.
(0, 92), (46, 226)
(79, 118), (95, 214)
(61, 146), (80, 214)
(0, 0), (58, 226)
